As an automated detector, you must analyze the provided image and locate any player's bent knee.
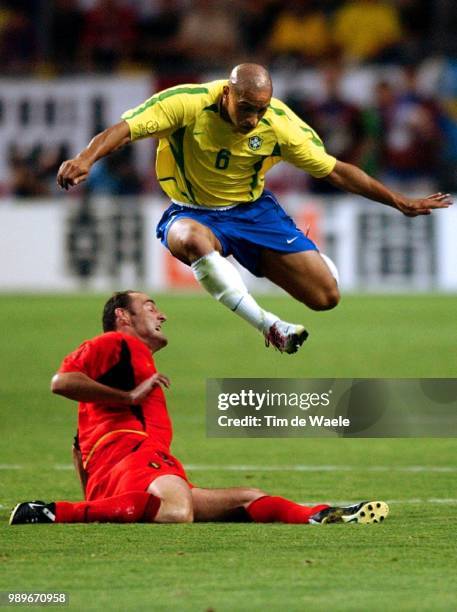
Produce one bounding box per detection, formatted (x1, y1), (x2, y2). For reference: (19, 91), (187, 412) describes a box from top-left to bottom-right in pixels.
(168, 222), (217, 264)
(320, 286), (340, 310)
(156, 502), (194, 523)
(307, 285), (340, 311)
(168, 506), (194, 523)
(149, 475), (194, 523)
(176, 230), (207, 260)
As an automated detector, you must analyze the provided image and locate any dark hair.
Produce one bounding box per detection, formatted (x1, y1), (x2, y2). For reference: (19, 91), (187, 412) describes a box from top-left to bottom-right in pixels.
(102, 290), (136, 332)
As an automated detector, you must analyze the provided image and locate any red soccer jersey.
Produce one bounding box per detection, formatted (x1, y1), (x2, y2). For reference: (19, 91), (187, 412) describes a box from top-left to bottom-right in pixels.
(59, 332), (173, 468)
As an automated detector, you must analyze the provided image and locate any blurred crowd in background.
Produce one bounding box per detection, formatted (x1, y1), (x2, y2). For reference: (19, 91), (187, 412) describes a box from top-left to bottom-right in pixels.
(0, 0), (449, 74)
(2, 0), (457, 197)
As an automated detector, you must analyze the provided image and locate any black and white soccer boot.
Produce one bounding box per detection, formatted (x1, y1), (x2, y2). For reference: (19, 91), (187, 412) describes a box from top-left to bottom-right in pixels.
(264, 320), (309, 354)
(9, 500), (56, 525)
(309, 501), (389, 525)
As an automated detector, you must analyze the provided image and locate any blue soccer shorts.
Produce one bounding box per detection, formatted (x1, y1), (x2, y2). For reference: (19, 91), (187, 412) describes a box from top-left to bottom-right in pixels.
(156, 190), (318, 277)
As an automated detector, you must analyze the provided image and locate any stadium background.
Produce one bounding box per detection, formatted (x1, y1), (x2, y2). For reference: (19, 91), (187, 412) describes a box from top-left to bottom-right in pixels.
(1, 1), (457, 611)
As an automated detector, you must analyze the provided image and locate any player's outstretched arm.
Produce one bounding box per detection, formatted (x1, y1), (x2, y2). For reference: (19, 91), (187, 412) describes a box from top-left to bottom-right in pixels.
(56, 120), (131, 190)
(51, 371), (170, 404)
(325, 160), (452, 217)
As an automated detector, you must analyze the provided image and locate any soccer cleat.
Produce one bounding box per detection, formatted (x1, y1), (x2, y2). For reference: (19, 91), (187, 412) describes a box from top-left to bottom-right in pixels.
(264, 320), (309, 354)
(9, 500), (56, 525)
(308, 501), (389, 525)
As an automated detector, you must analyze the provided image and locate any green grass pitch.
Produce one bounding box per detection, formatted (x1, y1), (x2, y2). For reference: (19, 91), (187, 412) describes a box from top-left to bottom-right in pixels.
(1, 293), (457, 611)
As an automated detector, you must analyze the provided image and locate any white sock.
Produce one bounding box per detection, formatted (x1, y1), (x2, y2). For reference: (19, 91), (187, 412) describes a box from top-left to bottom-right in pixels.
(320, 253), (339, 285)
(191, 251), (278, 333)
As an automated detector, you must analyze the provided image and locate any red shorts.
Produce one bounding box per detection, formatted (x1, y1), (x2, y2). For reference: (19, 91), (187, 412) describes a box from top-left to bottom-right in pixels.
(85, 437), (191, 501)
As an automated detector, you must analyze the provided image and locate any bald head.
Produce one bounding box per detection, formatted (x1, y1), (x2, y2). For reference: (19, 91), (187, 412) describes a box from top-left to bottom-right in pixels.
(221, 64), (272, 134)
(229, 64), (273, 97)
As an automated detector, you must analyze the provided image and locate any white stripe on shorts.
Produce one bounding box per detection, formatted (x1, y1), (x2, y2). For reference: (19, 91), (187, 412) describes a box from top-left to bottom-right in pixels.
(171, 199), (241, 211)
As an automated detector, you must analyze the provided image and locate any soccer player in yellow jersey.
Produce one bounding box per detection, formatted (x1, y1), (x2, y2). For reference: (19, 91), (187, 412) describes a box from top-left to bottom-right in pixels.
(57, 64), (452, 354)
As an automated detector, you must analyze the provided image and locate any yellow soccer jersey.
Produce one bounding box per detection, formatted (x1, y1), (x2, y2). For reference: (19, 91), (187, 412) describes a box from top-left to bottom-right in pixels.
(122, 80), (336, 207)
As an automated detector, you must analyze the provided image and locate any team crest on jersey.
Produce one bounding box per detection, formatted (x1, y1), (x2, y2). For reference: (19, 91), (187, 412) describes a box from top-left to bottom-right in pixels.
(248, 135), (263, 151)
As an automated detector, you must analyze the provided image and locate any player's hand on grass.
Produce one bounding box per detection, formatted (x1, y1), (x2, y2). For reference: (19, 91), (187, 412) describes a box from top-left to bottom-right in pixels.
(396, 192), (453, 217)
(129, 373), (171, 404)
(57, 158), (91, 190)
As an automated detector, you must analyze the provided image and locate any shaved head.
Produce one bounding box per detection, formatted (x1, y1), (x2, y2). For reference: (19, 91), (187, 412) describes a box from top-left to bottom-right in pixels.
(221, 64), (272, 134)
(229, 63), (272, 97)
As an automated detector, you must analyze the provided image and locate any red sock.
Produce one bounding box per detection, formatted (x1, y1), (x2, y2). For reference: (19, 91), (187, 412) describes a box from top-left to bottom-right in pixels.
(246, 496), (329, 524)
(55, 491), (160, 523)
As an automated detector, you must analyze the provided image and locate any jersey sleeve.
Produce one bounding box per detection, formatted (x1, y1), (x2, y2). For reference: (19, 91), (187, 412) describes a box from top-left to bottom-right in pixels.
(58, 333), (123, 380)
(275, 104), (337, 178)
(121, 83), (214, 141)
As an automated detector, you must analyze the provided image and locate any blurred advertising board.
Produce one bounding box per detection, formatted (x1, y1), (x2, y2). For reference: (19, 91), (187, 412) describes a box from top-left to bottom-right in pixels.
(0, 195), (456, 292)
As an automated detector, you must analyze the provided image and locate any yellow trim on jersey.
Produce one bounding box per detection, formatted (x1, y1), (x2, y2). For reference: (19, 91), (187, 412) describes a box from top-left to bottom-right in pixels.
(83, 429), (148, 469)
(122, 80), (336, 207)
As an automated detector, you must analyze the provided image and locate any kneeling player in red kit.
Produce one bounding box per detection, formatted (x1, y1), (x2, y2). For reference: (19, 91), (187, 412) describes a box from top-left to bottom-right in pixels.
(10, 291), (388, 526)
